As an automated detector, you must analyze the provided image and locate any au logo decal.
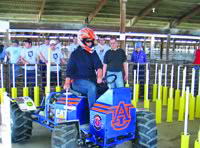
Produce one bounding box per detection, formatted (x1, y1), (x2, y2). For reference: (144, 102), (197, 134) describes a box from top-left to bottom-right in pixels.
(111, 101), (132, 130)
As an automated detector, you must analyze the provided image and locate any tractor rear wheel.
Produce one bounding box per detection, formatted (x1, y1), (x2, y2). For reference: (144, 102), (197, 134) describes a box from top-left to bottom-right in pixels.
(133, 111), (157, 148)
(11, 103), (33, 143)
(51, 123), (80, 148)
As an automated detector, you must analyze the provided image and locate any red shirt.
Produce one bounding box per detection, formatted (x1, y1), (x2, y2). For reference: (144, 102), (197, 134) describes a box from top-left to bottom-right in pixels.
(194, 49), (200, 64)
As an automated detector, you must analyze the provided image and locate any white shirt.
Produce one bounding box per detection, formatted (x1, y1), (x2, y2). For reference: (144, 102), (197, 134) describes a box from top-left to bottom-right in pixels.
(95, 44), (110, 63)
(51, 49), (64, 72)
(21, 46), (38, 70)
(39, 44), (50, 61)
(68, 43), (78, 52)
(6, 46), (21, 64)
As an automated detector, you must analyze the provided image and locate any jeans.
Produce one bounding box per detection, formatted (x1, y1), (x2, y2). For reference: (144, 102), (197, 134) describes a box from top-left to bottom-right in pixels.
(72, 79), (97, 109)
(106, 71), (124, 89)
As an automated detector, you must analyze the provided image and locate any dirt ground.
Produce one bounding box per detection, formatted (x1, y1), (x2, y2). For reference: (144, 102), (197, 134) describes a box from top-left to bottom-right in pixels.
(1, 101), (199, 148)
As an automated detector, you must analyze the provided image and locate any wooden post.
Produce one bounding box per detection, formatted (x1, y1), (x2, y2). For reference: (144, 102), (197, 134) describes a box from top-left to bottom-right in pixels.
(120, 0), (127, 49)
(166, 33), (171, 61)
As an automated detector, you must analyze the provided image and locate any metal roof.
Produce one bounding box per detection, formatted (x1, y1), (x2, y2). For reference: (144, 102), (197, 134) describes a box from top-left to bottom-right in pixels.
(0, 0), (200, 32)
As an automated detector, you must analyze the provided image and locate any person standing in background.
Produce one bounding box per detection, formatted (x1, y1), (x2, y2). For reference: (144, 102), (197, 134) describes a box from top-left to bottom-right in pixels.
(5, 39), (21, 81)
(95, 36), (110, 63)
(56, 37), (62, 51)
(0, 41), (6, 62)
(38, 37), (50, 89)
(49, 40), (66, 86)
(131, 41), (147, 98)
(20, 38), (38, 90)
(67, 35), (79, 58)
(103, 37), (128, 88)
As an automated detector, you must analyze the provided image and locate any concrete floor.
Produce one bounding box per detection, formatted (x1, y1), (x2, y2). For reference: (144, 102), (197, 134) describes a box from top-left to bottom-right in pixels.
(10, 102), (200, 148)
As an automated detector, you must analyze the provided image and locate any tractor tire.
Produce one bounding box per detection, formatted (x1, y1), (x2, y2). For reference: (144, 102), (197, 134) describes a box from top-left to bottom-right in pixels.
(133, 111), (157, 148)
(11, 102), (33, 143)
(51, 123), (80, 148)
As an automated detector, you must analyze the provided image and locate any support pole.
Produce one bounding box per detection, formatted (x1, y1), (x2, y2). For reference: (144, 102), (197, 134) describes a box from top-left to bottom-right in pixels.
(23, 64), (29, 97)
(178, 67), (187, 121)
(166, 33), (171, 61)
(180, 87), (190, 148)
(163, 64), (168, 106)
(156, 70), (162, 124)
(0, 64), (5, 103)
(11, 64), (17, 98)
(132, 70), (137, 107)
(34, 64), (40, 106)
(153, 63), (158, 102)
(195, 70), (200, 118)
(144, 69), (150, 110)
(189, 68), (195, 120)
(120, 0), (127, 49)
(175, 65), (181, 110)
(56, 64), (61, 92)
(167, 65), (174, 122)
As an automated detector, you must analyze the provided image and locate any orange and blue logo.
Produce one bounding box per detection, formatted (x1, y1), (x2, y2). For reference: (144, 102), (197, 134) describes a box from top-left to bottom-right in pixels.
(111, 101), (132, 130)
(93, 114), (104, 131)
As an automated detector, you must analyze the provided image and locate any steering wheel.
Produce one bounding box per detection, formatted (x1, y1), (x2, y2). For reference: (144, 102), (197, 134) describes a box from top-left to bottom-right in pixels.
(103, 74), (117, 84)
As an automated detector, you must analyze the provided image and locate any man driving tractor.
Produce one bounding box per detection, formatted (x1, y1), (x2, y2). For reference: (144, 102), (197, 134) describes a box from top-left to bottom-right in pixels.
(64, 28), (103, 109)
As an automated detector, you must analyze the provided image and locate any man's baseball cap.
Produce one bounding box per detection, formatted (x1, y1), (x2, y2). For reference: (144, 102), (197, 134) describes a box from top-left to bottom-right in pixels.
(11, 39), (19, 44)
(135, 41), (142, 48)
(50, 40), (56, 45)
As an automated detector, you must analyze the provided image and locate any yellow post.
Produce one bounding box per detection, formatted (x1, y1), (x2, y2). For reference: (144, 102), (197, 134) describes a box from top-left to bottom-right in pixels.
(45, 86), (49, 96)
(144, 84), (147, 100)
(0, 88), (5, 103)
(23, 87), (29, 97)
(125, 83), (129, 88)
(189, 94), (195, 121)
(56, 86), (61, 92)
(195, 140), (200, 148)
(11, 87), (17, 98)
(169, 88), (174, 99)
(194, 129), (200, 148)
(135, 84), (139, 102)
(166, 97), (174, 122)
(163, 86), (168, 106)
(131, 100), (137, 108)
(144, 99), (150, 110)
(195, 95), (200, 118)
(175, 89), (180, 110)
(152, 84), (157, 102)
(159, 85), (163, 101)
(34, 86), (40, 107)
(156, 99), (162, 124)
(181, 134), (190, 148)
(178, 97), (184, 121)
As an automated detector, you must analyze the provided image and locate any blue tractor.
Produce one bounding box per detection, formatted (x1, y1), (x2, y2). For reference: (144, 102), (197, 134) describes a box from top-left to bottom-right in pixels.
(10, 75), (157, 148)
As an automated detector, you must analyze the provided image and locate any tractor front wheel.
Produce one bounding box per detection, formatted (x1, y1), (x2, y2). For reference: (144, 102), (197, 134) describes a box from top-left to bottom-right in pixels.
(133, 111), (157, 148)
(51, 123), (80, 148)
(11, 103), (33, 143)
